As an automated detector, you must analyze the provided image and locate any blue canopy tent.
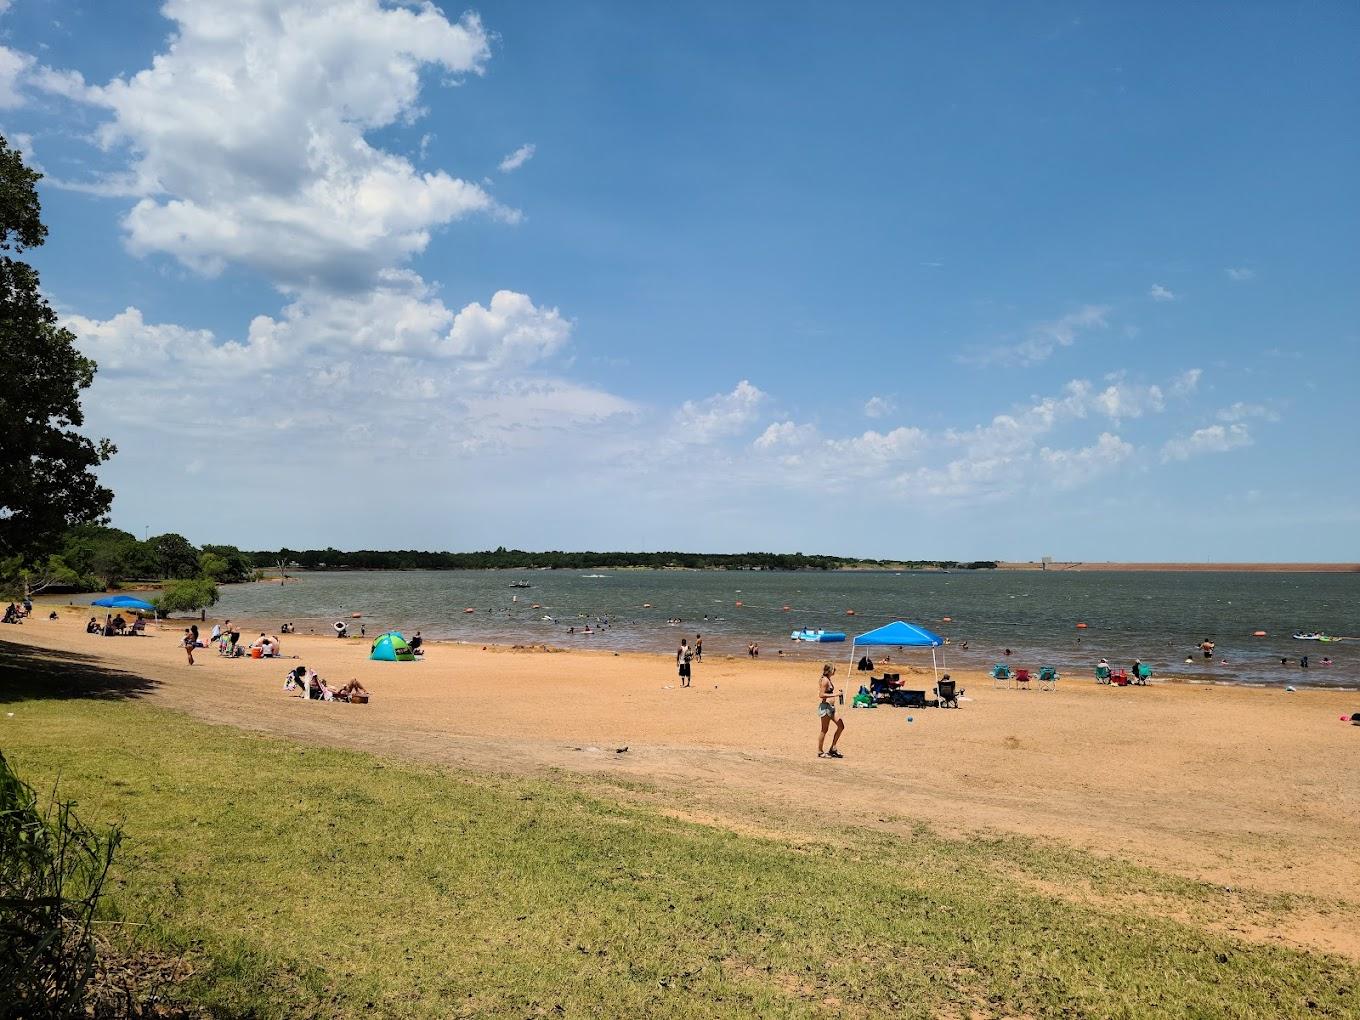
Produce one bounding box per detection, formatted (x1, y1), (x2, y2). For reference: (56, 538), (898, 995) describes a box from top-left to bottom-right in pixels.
(848, 620), (946, 683)
(91, 595), (155, 612)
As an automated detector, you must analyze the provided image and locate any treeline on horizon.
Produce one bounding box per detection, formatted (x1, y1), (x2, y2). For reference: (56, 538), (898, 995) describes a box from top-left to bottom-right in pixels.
(248, 547), (1000, 572)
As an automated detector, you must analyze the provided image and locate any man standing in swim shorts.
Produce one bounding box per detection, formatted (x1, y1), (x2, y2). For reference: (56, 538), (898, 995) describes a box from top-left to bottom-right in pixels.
(818, 663), (844, 758)
(677, 638), (692, 688)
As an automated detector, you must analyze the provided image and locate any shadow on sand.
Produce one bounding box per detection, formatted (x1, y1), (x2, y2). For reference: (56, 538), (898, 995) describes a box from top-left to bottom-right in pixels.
(0, 638), (161, 703)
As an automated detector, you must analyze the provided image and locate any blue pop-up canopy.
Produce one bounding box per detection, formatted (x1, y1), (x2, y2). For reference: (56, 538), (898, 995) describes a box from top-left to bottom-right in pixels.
(852, 621), (944, 647)
(91, 595), (155, 611)
(847, 620), (947, 681)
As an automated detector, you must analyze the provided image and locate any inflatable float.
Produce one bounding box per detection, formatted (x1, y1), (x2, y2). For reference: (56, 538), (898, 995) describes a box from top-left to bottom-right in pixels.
(791, 628), (847, 643)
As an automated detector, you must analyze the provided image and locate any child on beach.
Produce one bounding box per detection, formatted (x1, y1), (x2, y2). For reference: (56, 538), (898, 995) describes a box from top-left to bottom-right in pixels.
(182, 629), (196, 665)
(817, 664), (844, 759)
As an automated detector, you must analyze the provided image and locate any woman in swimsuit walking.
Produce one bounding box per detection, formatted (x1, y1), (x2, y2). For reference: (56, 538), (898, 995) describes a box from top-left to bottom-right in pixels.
(817, 663), (844, 759)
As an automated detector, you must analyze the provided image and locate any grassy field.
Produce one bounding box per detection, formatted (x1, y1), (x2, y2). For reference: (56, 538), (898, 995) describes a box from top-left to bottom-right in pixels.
(2, 663), (1357, 1017)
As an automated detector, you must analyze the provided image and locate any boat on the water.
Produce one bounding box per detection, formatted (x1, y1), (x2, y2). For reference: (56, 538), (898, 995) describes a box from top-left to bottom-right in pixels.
(509, 581), (532, 589)
(791, 628), (847, 643)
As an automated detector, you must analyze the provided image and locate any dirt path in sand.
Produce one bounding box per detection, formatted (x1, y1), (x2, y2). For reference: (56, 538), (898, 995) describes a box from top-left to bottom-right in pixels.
(4, 615), (1358, 957)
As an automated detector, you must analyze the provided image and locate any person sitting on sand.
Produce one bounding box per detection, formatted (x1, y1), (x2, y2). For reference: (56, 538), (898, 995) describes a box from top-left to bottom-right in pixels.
(331, 678), (370, 702)
(85, 616), (99, 634)
(409, 631), (424, 655)
(48, 610), (58, 620)
(112, 614), (127, 635)
(817, 664), (844, 759)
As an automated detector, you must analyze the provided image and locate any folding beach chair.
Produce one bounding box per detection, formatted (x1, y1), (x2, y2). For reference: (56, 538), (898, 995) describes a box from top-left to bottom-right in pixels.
(1037, 666), (1058, 691)
(1094, 666), (1111, 685)
(1134, 663), (1152, 685)
(1013, 668), (1032, 691)
(934, 678), (962, 708)
(991, 664), (1012, 688)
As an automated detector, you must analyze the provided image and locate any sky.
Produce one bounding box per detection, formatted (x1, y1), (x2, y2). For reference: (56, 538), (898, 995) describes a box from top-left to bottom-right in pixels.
(2, 0), (1357, 561)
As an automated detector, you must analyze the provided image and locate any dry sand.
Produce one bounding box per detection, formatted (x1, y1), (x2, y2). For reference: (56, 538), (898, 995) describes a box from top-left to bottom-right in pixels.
(4, 611), (1359, 957)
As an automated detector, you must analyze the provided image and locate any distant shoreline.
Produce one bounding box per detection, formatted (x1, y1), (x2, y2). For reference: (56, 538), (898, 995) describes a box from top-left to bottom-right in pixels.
(998, 562), (1360, 572)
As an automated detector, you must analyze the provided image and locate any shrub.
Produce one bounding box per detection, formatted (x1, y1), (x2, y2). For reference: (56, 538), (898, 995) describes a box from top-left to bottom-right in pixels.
(154, 578), (220, 617)
(0, 751), (122, 1017)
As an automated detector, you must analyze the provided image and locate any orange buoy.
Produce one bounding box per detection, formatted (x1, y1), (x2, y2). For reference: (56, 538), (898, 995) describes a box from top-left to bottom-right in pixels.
(782, 605), (791, 611)
(1076, 622), (1088, 629)
(942, 616), (952, 623)
(846, 609), (856, 616)
(642, 603), (652, 608)
(1253, 630), (1266, 637)
(735, 601), (743, 607)
(350, 612), (362, 618)
(463, 608), (474, 614)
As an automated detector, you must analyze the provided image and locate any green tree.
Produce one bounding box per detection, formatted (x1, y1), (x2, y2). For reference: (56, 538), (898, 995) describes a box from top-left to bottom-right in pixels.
(0, 136), (115, 561)
(197, 551), (229, 580)
(154, 578), (220, 617)
(148, 532), (199, 579)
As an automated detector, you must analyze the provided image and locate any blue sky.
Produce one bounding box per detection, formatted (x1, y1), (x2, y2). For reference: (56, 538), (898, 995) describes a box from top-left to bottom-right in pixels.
(2, 1), (1357, 560)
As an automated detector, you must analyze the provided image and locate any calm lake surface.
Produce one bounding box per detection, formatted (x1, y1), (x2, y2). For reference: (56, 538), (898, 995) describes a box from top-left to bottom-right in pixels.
(182, 569), (1360, 689)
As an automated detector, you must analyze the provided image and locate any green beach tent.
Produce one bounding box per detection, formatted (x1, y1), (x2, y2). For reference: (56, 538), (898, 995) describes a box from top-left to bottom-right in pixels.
(370, 631), (415, 662)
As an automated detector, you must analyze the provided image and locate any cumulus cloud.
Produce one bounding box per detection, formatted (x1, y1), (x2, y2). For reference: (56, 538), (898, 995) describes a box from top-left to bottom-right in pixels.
(863, 395), (896, 419)
(1161, 423), (1252, 462)
(49, 0), (505, 290)
(1148, 283), (1176, 302)
(0, 45), (33, 108)
(1093, 381), (1164, 421)
(1168, 368), (1202, 397)
(1216, 401), (1279, 423)
(741, 367), (1211, 501)
(981, 304), (1110, 366)
(674, 381), (767, 443)
(498, 143), (536, 173)
(67, 294), (632, 456)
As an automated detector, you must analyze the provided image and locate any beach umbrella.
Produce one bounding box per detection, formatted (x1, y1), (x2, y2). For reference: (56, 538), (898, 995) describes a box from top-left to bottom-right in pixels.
(91, 595), (155, 611)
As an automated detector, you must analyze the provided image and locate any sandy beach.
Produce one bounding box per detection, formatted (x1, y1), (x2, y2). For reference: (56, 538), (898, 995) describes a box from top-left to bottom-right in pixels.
(5, 609), (1359, 959)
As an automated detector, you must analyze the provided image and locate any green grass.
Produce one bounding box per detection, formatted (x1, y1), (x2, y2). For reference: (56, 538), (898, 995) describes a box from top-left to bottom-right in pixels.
(2, 662), (1357, 1017)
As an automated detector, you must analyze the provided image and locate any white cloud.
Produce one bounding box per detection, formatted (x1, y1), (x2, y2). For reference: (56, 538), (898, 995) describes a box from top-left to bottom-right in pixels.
(986, 304), (1110, 365)
(1225, 267), (1256, 282)
(1093, 381), (1164, 421)
(1148, 283), (1176, 302)
(498, 143), (536, 173)
(1168, 368), (1202, 397)
(1216, 401), (1279, 423)
(0, 45), (33, 108)
(863, 395), (896, 419)
(1161, 423), (1252, 462)
(67, 295), (632, 455)
(754, 421), (817, 451)
(675, 380), (766, 443)
(1037, 433), (1135, 488)
(49, 0), (505, 290)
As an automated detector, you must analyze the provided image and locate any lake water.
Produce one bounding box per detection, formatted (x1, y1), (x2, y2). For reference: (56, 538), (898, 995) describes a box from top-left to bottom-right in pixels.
(173, 569), (1360, 689)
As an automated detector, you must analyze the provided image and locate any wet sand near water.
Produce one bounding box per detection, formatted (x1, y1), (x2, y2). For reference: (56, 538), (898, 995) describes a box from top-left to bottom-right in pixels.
(4, 612), (1359, 959)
